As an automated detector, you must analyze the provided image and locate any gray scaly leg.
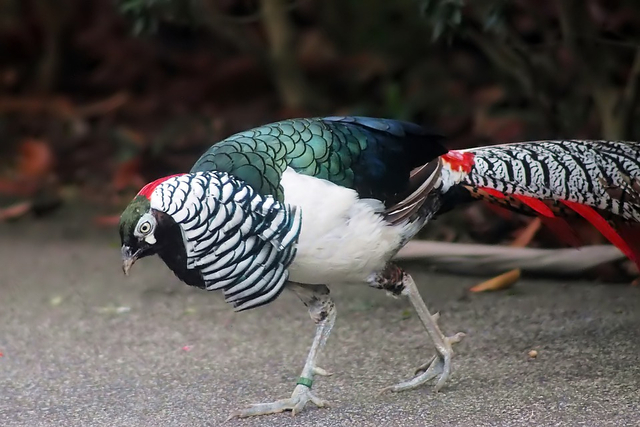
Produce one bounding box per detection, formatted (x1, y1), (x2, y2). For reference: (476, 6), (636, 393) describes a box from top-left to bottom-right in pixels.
(229, 283), (335, 418)
(370, 263), (465, 393)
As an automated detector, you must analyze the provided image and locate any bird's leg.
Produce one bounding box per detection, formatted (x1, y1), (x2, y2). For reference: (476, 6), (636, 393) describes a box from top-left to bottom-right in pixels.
(369, 263), (465, 393)
(229, 283), (335, 418)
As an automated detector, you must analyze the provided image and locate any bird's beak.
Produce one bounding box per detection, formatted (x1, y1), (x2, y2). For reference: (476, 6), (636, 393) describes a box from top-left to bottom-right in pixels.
(121, 245), (141, 276)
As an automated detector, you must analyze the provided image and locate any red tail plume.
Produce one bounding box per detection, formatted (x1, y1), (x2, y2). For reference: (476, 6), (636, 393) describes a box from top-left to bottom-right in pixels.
(512, 195), (583, 247)
(560, 200), (640, 269)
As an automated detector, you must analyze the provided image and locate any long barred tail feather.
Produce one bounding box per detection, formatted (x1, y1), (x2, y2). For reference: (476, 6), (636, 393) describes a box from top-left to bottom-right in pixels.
(439, 139), (640, 270)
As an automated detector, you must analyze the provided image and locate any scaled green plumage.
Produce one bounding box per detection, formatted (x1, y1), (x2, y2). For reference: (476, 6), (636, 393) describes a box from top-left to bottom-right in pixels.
(190, 116), (446, 203)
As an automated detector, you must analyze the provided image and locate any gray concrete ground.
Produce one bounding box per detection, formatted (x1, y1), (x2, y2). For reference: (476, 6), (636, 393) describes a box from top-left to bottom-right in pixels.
(1, 217), (640, 426)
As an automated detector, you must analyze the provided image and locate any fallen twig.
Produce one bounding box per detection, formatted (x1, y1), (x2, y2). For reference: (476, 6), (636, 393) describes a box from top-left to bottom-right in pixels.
(395, 240), (626, 276)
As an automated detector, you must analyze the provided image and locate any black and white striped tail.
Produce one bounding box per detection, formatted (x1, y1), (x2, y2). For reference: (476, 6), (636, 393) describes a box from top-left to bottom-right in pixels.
(437, 139), (640, 269)
(461, 140), (640, 222)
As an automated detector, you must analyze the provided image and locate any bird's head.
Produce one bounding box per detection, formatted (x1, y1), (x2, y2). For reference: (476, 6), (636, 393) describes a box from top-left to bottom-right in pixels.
(119, 195), (160, 275)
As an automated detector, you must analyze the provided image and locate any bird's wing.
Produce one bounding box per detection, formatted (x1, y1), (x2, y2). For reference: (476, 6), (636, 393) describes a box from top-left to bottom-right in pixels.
(439, 139), (640, 268)
(190, 116), (447, 205)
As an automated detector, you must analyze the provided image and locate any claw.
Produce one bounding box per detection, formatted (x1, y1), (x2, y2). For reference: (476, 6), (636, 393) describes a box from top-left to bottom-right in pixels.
(449, 332), (466, 344)
(377, 385), (396, 397)
(414, 354), (438, 376)
(381, 330), (465, 394)
(313, 366), (332, 377)
(225, 412), (241, 422)
(229, 384), (329, 418)
(380, 355), (443, 394)
(413, 332), (465, 376)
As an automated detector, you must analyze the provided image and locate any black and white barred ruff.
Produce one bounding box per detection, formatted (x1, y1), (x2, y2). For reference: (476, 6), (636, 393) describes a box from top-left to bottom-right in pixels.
(150, 172), (302, 311)
(462, 140), (640, 222)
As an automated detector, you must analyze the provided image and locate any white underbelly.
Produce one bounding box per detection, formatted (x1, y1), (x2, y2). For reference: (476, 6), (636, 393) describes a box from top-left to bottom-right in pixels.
(280, 168), (405, 285)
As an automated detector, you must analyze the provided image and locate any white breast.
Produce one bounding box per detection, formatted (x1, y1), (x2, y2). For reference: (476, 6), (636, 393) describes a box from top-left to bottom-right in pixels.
(281, 168), (406, 285)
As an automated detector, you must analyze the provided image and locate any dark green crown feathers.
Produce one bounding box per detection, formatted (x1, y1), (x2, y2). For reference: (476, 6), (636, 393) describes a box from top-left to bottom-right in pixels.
(119, 195), (151, 246)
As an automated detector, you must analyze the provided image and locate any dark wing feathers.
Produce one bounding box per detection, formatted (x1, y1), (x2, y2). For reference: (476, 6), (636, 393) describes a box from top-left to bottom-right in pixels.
(190, 116), (447, 205)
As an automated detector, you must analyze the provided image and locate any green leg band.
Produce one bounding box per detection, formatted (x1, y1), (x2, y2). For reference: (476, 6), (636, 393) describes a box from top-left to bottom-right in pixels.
(296, 377), (313, 388)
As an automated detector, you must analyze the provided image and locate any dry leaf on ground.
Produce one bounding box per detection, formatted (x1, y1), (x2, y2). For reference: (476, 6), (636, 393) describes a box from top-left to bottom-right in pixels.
(0, 202), (32, 221)
(469, 268), (521, 292)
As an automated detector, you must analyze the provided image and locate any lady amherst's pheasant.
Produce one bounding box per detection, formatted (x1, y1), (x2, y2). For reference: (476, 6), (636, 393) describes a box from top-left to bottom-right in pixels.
(119, 116), (640, 417)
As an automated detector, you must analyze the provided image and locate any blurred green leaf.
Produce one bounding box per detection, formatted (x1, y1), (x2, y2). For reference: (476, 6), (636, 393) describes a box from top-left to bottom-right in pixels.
(478, 0), (508, 36)
(420, 0), (465, 42)
(115, 0), (199, 34)
(420, 0), (512, 41)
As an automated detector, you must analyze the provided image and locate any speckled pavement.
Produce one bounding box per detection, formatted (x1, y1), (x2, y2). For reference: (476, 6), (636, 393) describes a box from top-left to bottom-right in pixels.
(1, 218), (639, 426)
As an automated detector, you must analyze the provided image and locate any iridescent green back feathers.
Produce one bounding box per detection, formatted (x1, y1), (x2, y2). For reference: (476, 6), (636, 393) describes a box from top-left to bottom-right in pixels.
(191, 116), (447, 204)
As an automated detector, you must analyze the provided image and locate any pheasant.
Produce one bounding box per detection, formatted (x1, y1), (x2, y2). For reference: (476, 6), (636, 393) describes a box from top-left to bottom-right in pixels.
(119, 116), (640, 417)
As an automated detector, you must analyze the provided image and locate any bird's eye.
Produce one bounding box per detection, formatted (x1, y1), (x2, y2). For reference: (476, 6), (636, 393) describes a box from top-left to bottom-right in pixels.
(139, 221), (152, 234)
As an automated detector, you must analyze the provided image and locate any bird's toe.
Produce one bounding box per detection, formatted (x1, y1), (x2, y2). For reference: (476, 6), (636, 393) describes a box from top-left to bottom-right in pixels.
(228, 385), (329, 418)
(382, 330), (465, 394)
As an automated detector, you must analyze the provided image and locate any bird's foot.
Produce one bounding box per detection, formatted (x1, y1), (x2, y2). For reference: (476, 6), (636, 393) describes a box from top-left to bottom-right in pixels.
(228, 384), (329, 419)
(381, 322), (465, 394)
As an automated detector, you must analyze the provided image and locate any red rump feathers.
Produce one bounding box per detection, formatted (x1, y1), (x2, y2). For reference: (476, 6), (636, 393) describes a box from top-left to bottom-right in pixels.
(441, 151), (475, 173)
(137, 174), (185, 199)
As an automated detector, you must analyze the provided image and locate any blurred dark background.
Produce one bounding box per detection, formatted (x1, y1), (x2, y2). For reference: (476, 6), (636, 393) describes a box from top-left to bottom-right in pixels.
(0, 0), (639, 279)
